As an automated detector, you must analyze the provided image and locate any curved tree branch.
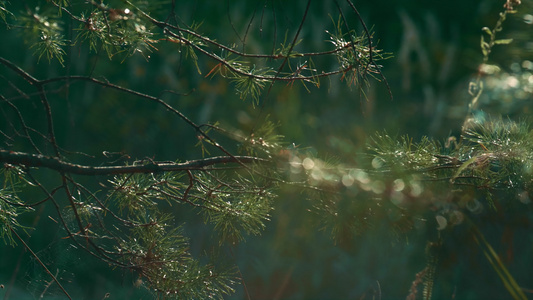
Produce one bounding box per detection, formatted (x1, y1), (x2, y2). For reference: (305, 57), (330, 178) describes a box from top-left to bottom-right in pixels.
(0, 149), (269, 176)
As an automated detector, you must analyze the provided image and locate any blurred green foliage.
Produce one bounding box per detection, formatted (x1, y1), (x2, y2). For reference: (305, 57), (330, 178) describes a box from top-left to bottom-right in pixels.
(1, 0), (533, 299)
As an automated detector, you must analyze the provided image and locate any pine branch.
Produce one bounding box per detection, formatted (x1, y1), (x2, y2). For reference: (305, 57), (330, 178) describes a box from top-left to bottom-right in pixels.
(0, 150), (268, 176)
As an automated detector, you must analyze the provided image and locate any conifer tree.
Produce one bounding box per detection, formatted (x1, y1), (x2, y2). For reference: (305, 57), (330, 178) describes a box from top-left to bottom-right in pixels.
(0, 0), (531, 299)
(0, 1), (388, 298)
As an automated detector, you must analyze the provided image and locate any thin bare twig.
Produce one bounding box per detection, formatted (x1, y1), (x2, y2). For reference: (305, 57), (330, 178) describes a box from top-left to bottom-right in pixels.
(9, 226), (72, 300)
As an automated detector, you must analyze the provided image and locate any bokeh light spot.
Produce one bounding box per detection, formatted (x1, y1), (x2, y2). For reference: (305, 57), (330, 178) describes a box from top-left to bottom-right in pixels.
(302, 157), (315, 170)
(436, 215), (447, 230)
(393, 179), (405, 192)
(342, 174), (355, 186)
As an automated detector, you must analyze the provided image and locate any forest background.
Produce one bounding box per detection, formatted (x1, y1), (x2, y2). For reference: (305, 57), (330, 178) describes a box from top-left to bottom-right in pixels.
(1, 0), (533, 299)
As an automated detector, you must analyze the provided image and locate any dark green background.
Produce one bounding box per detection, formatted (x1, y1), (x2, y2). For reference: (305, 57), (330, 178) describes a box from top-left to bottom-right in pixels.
(1, 0), (532, 299)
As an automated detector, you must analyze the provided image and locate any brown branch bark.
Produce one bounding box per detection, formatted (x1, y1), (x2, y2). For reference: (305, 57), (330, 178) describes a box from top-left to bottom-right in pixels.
(0, 149), (268, 176)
